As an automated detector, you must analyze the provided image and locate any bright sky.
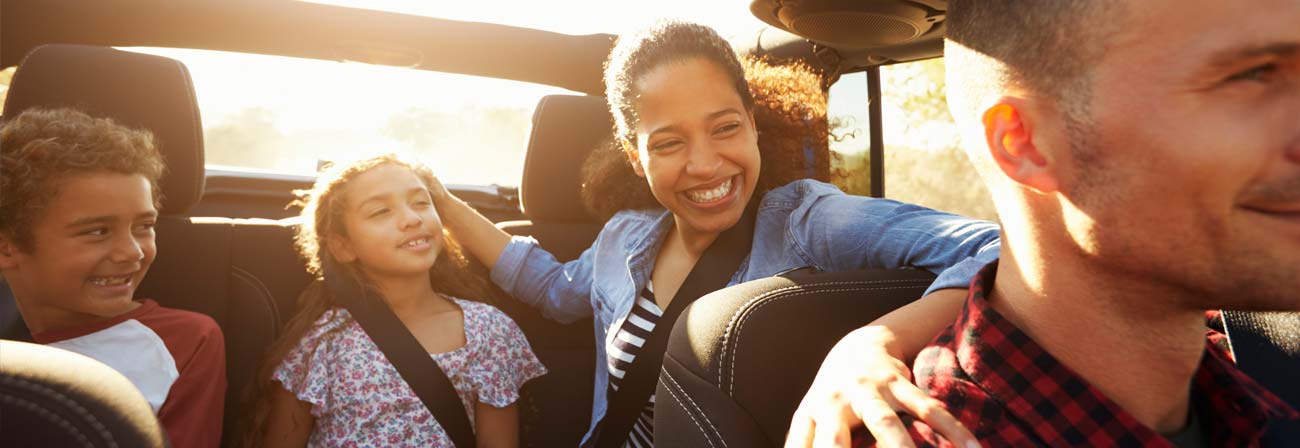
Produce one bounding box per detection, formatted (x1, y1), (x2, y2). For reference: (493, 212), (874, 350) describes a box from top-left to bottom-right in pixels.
(121, 0), (884, 184)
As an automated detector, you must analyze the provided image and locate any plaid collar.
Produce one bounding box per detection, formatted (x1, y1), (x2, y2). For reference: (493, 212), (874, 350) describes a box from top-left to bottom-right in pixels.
(944, 260), (1298, 446)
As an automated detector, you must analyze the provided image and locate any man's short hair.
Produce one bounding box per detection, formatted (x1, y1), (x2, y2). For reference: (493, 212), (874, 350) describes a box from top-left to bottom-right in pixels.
(947, 0), (1121, 105)
(0, 108), (165, 251)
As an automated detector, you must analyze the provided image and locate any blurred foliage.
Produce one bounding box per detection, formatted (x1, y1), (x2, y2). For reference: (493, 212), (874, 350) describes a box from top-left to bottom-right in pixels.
(829, 59), (997, 222)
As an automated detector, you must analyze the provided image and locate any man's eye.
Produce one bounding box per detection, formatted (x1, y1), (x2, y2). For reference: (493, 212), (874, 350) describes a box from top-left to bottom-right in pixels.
(1228, 63), (1278, 83)
(135, 222), (157, 232)
(82, 228), (108, 237)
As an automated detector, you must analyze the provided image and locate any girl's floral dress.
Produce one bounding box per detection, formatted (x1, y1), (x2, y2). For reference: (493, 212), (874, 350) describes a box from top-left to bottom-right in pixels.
(273, 297), (547, 447)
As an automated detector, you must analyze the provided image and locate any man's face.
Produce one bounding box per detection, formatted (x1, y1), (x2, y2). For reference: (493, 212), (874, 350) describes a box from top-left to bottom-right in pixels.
(0, 173), (158, 330)
(1059, 0), (1300, 310)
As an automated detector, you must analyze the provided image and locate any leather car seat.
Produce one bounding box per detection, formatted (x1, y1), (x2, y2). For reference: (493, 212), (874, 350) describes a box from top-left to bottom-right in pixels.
(656, 268), (936, 447)
(493, 94), (612, 446)
(0, 340), (169, 447)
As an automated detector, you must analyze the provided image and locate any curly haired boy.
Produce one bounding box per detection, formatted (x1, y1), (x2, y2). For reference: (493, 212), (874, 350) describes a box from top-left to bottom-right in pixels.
(0, 107), (225, 448)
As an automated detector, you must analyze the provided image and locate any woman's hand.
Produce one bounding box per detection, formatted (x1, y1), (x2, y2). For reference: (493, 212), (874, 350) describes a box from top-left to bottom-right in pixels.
(784, 312), (976, 447)
(426, 171), (453, 205)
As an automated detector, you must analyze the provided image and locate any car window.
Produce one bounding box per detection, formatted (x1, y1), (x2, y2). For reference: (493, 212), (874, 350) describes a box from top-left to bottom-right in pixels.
(119, 48), (578, 187)
(0, 66), (14, 110)
(828, 60), (997, 222)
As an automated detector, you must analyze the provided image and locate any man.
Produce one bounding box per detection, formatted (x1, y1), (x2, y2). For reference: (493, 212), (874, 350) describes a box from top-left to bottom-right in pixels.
(791, 0), (1300, 446)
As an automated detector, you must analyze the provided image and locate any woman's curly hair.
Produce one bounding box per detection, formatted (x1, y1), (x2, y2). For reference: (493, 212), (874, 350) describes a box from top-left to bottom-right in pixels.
(582, 49), (831, 220)
(0, 108), (165, 250)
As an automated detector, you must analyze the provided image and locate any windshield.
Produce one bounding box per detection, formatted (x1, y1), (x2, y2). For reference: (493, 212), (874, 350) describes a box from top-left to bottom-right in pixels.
(301, 0), (764, 37)
(126, 47), (577, 186)
(111, 1), (766, 186)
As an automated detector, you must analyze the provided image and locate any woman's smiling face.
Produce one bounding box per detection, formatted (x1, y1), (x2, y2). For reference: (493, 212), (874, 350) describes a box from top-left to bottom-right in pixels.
(630, 57), (760, 238)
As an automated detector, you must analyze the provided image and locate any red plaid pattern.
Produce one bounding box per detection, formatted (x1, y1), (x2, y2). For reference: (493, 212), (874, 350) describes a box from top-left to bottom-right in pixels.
(882, 261), (1298, 447)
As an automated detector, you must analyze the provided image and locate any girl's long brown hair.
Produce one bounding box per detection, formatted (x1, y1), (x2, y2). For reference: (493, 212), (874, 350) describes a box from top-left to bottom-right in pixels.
(239, 154), (503, 446)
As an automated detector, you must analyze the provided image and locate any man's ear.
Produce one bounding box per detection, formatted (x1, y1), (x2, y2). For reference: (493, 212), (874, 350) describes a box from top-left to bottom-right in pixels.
(982, 98), (1060, 193)
(0, 236), (20, 270)
(325, 236), (358, 264)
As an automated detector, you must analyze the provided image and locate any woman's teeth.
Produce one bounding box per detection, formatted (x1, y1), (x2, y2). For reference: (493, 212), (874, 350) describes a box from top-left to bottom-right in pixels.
(686, 178), (733, 203)
(90, 274), (132, 286)
(401, 238), (429, 249)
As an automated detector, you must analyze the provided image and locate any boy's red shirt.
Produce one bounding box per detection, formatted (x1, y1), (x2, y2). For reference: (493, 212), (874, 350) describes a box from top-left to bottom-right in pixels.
(33, 299), (226, 448)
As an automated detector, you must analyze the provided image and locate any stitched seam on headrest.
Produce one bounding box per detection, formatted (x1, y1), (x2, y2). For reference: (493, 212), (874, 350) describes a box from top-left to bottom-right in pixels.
(3, 48), (39, 112)
(660, 369), (726, 448)
(231, 266), (282, 339)
(720, 283), (932, 395)
(168, 58), (205, 211)
(521, 96), (555, 216)
(0, 376), (115, 447)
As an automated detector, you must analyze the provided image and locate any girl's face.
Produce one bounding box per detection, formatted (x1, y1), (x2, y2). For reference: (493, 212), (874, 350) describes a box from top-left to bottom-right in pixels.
(630, 57), (760, 238)
(329, 164), (444, 282)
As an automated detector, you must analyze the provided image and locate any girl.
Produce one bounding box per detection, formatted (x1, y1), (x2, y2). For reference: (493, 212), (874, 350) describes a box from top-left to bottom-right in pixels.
(251, 155), (547, 447)
(431, 21), (995, 447)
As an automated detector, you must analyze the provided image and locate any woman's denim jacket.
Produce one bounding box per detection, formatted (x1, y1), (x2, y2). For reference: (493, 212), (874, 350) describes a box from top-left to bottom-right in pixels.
(490, 179), (1001, 443)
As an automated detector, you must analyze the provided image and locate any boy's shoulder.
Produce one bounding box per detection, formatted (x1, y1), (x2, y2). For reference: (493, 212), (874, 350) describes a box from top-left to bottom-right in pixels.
(133, 300), (224, 341)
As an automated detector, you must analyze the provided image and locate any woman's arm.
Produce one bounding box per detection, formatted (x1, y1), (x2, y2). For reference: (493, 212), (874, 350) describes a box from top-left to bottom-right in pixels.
(794, 190), (1000, 295)
(474, 402), (520, 448)
(787, 289), (974, 448)
(428, 176), (512, 271)
(261, 384), (315, 448)
(429, 175), (595, 323)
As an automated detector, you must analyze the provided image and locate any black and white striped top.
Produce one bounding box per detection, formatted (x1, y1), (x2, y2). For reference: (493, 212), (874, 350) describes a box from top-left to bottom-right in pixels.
(606, 284), (664, 447)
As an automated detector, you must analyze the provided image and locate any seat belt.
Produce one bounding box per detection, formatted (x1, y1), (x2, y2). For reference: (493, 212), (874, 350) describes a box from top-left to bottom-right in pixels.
(589, 203), (758, 448)
(1222, 310), (1300, 445)
(323, 261), (477, 448)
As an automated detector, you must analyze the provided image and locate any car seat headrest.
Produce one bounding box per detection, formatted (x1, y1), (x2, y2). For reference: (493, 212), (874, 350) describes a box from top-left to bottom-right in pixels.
(520, 95), (613, 222)
(4, 44), (205, 216)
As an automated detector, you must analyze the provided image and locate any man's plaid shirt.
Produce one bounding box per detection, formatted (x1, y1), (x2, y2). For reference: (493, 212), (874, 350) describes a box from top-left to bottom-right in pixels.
(891, 261), (1297, 447)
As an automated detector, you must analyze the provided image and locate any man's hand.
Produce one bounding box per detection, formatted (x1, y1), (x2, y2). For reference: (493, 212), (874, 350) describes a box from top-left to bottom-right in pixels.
(785, 325), (976, 448)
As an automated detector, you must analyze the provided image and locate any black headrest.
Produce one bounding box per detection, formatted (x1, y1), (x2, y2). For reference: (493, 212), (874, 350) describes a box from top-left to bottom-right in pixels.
(0, 340), (168, 447)
(520, 95), (612, 222)
(4, 44), (205, 215)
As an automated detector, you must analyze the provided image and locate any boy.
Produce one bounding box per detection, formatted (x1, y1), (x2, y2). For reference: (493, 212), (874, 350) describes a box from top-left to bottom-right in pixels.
(0, 107), (226, 448)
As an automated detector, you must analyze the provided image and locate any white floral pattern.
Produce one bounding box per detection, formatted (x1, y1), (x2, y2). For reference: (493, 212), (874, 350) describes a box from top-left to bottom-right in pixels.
(273, 297), (547, 447)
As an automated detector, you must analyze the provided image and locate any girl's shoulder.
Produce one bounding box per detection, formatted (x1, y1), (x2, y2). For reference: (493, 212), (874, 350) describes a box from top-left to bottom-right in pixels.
(288, 307), (360, 353)
(446, 297), (526, 340)
(448, 297), (511, 326)
(307, 307), (356, 335)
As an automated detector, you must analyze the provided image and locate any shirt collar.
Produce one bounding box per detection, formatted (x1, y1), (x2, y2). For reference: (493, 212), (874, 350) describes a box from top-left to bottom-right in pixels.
(954, 260), (1298, 446)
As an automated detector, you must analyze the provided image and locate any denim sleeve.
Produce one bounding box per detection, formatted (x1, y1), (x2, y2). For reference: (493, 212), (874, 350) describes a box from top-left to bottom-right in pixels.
(790, 192), (1001, 295)
(490, 235), (596, 324)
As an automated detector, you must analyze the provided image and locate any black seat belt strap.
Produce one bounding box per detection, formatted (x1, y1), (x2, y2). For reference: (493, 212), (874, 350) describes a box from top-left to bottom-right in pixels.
(591, 203), (758, 448)
(324, 261), (478, 448)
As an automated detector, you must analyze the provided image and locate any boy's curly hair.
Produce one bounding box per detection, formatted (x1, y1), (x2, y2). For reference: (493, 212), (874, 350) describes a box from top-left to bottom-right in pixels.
(0, 108), (165, 251)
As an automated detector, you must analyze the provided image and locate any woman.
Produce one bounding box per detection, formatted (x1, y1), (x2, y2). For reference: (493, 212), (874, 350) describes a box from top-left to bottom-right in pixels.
(432, 21), (994, 447)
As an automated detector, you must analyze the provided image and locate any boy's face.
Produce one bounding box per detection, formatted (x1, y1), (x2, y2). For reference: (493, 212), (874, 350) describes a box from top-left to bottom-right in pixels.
(0, 173), (158, 330)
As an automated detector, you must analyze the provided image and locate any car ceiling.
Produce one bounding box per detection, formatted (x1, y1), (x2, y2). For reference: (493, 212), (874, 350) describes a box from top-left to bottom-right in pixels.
(1, 0), (945, 95)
